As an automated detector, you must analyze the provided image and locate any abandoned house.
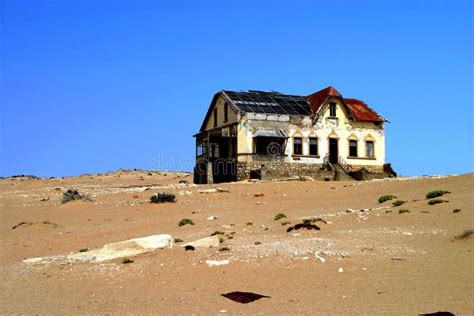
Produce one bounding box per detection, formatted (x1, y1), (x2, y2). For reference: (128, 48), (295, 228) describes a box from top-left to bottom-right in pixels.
(193, 86), (396, 184)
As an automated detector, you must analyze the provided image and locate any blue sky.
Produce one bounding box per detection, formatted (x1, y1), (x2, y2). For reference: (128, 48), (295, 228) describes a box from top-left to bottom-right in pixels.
(1, 0), (473, 177)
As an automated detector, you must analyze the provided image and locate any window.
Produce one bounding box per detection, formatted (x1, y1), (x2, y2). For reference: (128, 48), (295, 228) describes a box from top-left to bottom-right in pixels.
(213, 108), (217, 127)
(309, 137), (318, 156)
(293, 137), (302, 155)
(254, 138), (284, 155)
(366, 141), (374, 158)
(349, 140), (358, 157)
(224, 103), (229, 122)
(329, 103), (337, 117)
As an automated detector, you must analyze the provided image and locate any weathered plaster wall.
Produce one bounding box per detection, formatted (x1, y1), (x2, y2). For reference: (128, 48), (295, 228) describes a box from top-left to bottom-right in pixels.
(204, 96), (239, 130)
(236, 98), (386, 169)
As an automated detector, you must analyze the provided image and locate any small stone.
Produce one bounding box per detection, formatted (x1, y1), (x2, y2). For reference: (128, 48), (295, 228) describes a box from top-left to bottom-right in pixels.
(338, 267), (344, 273)
(207, 215), (218, 221)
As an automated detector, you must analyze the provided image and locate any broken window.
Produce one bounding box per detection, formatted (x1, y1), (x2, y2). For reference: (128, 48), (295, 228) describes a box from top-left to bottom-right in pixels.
(366, 140), (374, 158)
(196, 143), (207, 157)
(349, 140), (358, 157)
(293, 137), (302, 155)
(254, 138), (285, 155)
(309, 137), (318, 156)
(224, 102), (228, 122)
(213, 108), (218, 127)
(329, 103), (337, 117)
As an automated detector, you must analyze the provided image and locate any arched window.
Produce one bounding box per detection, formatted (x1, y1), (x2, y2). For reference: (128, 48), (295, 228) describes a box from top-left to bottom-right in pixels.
(365, 135), (375, 158)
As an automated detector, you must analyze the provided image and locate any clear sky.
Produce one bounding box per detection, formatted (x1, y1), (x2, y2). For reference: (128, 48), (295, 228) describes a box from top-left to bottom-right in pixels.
(1, 0), (473, 177)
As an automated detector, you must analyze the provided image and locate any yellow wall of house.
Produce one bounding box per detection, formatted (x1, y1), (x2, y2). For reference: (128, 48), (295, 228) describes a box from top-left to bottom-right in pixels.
(204, 95), (238, 130)
(285, 98), (385, 166)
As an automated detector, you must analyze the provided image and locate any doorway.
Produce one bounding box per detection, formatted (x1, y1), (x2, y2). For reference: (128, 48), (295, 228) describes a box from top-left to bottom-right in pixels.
(329, 138), (338, 164)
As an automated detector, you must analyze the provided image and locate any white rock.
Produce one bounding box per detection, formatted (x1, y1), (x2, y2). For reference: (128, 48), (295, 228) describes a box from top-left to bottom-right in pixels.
(182, 235), (220, 248)
(338, 267), (344, 273)
(207, 215), (218, 221)
(23, 234), (174, 264)
(206, 259), (230, 266)
(315, 252), (326, 263)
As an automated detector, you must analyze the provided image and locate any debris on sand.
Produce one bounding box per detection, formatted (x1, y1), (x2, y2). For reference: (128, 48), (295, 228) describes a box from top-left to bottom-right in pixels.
(315, 252), (326, 263)
(12, 221), (58, 230)
(23, 234), (174, 264)
(206, 259), (230, 266)
(286, 222), (321, 232)
(199, 188), (230, 194)
(221, 291), (270, 304)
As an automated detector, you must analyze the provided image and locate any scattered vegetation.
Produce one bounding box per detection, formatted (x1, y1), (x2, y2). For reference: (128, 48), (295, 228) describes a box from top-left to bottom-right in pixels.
(174, 238), (183, 243)
(281, 221), (291, 226)
(378, 195), (397, 203)
(428, 199), (448, 205)
(246, 222), (254, 226)
(211, 230), (225, 236)
(426, 190), (450, 199)
(454, 229), (474, 240)
(122, 257), (134, 264)
(178, 218), (195, 226)
(218, 237), (225, 243)
(392, 200), (407, 207)
(254, 241), (261, 245)
(398, 209), (410, 214)
(61, 189), (90, 204)
(150, 192), (176, 203)
(78, 248), (89, 252)
(274, 213), (287, 221)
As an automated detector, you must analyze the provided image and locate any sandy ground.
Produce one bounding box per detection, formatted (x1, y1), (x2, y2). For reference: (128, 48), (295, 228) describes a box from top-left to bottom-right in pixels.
(0, 171), (473, 314)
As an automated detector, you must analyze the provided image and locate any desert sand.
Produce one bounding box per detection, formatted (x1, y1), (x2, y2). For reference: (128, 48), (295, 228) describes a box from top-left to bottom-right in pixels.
(0, 171), (473, 314)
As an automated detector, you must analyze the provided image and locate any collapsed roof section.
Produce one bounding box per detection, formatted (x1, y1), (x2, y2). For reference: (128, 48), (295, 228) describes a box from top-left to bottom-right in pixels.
(199, 87), (386, 132)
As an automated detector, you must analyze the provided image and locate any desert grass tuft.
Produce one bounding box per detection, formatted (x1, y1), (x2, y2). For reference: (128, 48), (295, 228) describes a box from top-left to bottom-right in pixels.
(426, 190), (450, 199)
(274, 213), (287, 221)
(178, 218), (194, 226)
(428, 199), (448, 205)
(392, 200), (407, 207)
(378, 195), (397, 203)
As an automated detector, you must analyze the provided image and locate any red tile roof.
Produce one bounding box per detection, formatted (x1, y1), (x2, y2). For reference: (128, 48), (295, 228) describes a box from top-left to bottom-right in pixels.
(307, 86), (385, 122)
(307, 86), (341, 115)
(344, 98), (384, 122)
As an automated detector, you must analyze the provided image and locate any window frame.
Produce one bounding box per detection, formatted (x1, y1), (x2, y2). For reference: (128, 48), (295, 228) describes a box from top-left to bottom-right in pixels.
(349, 139), (358, 157)
(213, 108), (218, 127)
(329, 102), (337, 117)
(224, 103), (229, 122)
(366, 140), (375, 158)
(293, 137), (303, 155)
(309, 137), (318, 156)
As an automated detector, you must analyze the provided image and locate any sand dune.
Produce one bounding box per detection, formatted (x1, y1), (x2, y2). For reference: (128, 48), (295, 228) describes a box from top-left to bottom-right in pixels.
(0, 171), (472, 314)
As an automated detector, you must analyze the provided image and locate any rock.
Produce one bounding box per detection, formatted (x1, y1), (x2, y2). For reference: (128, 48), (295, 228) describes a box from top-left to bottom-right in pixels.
(315, 252), (326, 263)
(299, 176), (315, 181)
(346, 209), (354, 213)
(182, 235), (220, 248)
(206, 259), (230, 266)
(24, 234), (174, 264)
(198, 188), (230, 194)
(338, 267), (344, 273)
(207, 215), (218, 221)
